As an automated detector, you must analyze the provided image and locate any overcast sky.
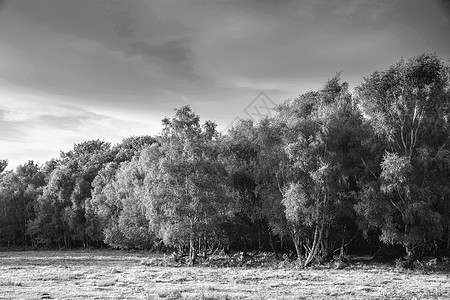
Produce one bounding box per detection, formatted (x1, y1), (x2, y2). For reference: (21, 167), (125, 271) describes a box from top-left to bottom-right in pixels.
(1, 0), (450, 169)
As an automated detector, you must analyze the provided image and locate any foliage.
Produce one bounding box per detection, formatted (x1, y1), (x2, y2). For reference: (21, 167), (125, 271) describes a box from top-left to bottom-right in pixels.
(87, 135), (156, 246)
(1, 54), (449, 268)
(0, 161), (45, 246)
(143, 106), (229, 264)
(277, 75), (364, 265)
(356, 53), (450, 264)
(0, 160), (7, 173)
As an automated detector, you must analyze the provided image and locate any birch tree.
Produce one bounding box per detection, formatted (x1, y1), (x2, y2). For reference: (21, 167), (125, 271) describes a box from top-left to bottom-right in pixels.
(356, 54), (450, 266)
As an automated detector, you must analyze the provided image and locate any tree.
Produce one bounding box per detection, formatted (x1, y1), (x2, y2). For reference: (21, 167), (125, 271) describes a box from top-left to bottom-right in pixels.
(221, 117), (295, 257)
(102, 159), (155, 249)
(0, 171), (21, 246)
(28, 140), (113, 247)
(112, 135), (157, 163)
(221, 119), (269, 253)
(278, 75), (364, 266)
(87, 162), (120, 245)
(27, 166), (73, 247)
(356, 54), (450, 266)
(0, 159), (7, 173)
(86, 135), (156, 245)
(0, 161), (44, 246)
(144, 106), (229, 265)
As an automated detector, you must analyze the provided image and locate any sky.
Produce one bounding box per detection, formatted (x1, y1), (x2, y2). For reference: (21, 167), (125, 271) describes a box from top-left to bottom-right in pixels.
(1, 0), (450, 170)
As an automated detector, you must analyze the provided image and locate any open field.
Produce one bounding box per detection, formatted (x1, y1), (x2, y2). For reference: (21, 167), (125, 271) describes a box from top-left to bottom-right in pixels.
(0, 251), (449, 299)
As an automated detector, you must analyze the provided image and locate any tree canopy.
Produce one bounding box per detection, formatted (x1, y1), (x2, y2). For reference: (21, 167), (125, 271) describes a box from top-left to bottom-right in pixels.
(1, 53), (449, 268)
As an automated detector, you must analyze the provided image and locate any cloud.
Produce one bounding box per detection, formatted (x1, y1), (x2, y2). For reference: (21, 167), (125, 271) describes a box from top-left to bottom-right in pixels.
(0, 0), (449, 168)
(0, 91), (155, 169)
(0, 0), (198, 98)
(110, 10), (135, 38)
(2, 0), (448, 100)
(0, 109), (28, 141)
(130, 39), (192, 64)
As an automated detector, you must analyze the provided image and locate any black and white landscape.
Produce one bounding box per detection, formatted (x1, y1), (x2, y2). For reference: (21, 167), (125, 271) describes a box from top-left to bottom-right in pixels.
(1, 1), (450, 299)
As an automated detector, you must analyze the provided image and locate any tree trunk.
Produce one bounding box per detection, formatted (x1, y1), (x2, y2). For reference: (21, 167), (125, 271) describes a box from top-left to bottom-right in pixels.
(304, 223), (324, 267)
(189, 232), (197, 266)
(292, 229), (302, 261)
(403, 244), (416, 269)
(433, 240), (441, 261)
(280, 236), (284, 254)
(339, 224), (347, 260)
(447, 226), (450, 250)
(203, 233), (208, 258)
(268, 230), (278, 258)
(322, 226), (330, 258)
(257, 222), (261, 250)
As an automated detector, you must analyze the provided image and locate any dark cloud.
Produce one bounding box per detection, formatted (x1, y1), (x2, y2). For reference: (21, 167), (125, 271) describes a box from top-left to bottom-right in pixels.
(438, 0), (450, 10)
(395, 0), (450, 55)
(128, 37), (201, 81)
(130, 38), (192, 64)
(110, 10), (135, 38)
(2, 0), (448, 100)
(0, 0), (9, 14)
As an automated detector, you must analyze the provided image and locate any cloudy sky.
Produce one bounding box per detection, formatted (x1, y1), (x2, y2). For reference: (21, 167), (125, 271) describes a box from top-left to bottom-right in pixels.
(1, 0), (449, 169)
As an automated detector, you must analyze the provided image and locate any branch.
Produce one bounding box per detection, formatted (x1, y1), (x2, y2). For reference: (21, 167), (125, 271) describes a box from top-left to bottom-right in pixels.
(332, 232), (358, 254)
(275, 172), (285, 197)
(400, 120), (408, 154)
(389, 197), (405, 218)
(360, 156), (377, 179)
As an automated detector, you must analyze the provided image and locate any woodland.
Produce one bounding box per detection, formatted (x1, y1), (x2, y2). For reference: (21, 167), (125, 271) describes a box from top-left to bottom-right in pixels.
(1, 54), (450, 269)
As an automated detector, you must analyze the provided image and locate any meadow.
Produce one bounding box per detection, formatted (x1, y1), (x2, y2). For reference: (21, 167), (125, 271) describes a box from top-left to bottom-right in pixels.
(0, 250), (449, 300)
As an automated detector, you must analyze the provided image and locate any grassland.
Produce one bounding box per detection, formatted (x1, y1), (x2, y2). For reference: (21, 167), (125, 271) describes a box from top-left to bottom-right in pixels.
(0, 250), (449, 299)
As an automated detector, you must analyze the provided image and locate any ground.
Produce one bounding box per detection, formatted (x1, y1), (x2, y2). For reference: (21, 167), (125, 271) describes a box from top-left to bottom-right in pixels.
(0, 250), (449, 299)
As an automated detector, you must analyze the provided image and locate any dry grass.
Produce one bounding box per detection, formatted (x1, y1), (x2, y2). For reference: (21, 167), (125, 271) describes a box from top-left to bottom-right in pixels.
(0, 250), (449, 299)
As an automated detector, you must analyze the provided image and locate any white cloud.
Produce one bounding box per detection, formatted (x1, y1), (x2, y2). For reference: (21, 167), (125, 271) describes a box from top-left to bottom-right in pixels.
(0, 89), (157, 169)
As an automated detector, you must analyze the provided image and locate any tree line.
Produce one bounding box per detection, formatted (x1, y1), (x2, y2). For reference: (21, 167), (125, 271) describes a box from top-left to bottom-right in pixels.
(1, 54), (450, 267)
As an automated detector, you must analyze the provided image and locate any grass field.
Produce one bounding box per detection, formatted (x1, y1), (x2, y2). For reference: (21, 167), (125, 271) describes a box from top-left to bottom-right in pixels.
(0, 250), (449, 299)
